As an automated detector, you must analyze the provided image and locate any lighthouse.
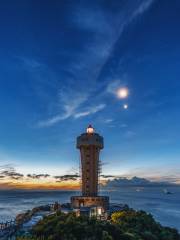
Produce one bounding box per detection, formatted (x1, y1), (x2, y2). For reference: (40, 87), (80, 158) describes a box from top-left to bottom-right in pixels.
(71, 125), (109, 211)
(77, 124), (103, 196)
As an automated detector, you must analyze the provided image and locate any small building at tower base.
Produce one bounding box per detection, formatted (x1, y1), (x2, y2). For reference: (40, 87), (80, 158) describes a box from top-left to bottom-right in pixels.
(71, 196), (109, 211)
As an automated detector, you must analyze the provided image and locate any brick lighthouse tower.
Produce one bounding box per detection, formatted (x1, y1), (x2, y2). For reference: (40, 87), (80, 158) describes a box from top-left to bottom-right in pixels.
(71, 125), (109, 211)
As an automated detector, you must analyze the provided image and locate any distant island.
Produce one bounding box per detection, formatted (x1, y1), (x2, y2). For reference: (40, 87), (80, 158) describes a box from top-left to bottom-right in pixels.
(102, 176), (179, 189)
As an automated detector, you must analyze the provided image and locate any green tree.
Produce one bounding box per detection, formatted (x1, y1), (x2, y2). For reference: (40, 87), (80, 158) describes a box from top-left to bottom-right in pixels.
(16, 210), (180, 240)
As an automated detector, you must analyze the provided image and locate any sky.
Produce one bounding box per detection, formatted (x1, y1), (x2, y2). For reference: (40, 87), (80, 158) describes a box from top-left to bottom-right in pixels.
(0, 0), (180, 189)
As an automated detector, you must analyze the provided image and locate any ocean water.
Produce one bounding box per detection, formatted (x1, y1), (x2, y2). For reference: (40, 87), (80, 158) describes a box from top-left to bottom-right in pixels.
(0, 186), (180, 231)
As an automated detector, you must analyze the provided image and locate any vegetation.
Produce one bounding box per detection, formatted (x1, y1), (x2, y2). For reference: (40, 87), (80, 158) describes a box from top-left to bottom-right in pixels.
(111, 210), (180, 240)
(17, 209), (180, 240)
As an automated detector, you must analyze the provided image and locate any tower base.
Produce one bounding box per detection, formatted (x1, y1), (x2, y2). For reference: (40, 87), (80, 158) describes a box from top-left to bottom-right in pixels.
(71, 196), (109, 211)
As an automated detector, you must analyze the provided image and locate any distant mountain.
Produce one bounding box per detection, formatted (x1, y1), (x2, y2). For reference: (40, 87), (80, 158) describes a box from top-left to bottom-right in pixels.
(102, 176), (176, 188)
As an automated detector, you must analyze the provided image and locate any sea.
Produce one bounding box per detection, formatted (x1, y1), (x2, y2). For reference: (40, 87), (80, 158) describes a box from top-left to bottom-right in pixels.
(0, 186), (180, 231)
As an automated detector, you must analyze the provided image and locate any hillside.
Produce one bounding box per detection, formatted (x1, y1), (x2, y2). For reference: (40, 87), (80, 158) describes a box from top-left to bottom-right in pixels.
(17, 209), (180, 240)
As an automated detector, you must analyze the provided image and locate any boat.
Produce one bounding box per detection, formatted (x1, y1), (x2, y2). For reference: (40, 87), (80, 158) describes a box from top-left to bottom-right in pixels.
(135, 187), (144, 192)
(163, 188), (173, 194)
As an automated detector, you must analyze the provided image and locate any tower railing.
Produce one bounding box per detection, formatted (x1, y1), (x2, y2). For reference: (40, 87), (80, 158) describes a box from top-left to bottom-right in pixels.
(79, 150), (82, 195)
(98, 159), (102, 194)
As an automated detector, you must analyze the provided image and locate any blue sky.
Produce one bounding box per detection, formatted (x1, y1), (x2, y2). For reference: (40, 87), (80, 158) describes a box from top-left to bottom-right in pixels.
(0, 0), (180, 187)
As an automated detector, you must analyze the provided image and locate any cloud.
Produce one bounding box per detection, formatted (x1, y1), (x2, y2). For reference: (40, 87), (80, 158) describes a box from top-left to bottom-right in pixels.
(54, 174), (79, 182)
(74, 104), (106, 119)
(38, 93), (106, 126)
(36, 0), (155, 127)
(106, 80), (123, 95)
(133, 0), (154, 16)
(0, 170), (24, 178)
(103, 119), (114, 124)
(38, 91), (88, 127)
(27, 174), (50, 179)
(100, 174), (115, 178)
(0, 165), (52, 182)
(0, 164), (15, 172)
(0, 165), (24, 180)
(0, 164), (81, 190)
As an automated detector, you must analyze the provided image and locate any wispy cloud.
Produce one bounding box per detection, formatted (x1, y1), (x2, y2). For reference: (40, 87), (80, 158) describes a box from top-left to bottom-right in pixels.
(103, 119), (114, 124)
(38, 92), (88, 127)
(74, 103), (106, 119)
(37, 81), (106, 126)
(106, 80), (122, 95)
(28, 0), (155, 128)
(120, 124), (128, 128)
(38, 103), (106, 126)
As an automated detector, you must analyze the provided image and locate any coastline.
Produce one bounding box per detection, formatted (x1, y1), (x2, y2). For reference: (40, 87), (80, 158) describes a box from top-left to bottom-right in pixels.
(1, 187), (180, 230)
(0, 203), (60, 239)
(1, 201), (180, 239)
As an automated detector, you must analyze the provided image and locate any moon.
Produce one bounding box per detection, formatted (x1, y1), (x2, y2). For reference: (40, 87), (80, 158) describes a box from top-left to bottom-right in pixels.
(117, 87), (129, 99)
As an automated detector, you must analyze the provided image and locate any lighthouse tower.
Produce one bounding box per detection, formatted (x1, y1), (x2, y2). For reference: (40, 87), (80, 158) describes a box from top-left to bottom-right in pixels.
(71, 125), (109, 211)
(78, 124), (103, 196)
